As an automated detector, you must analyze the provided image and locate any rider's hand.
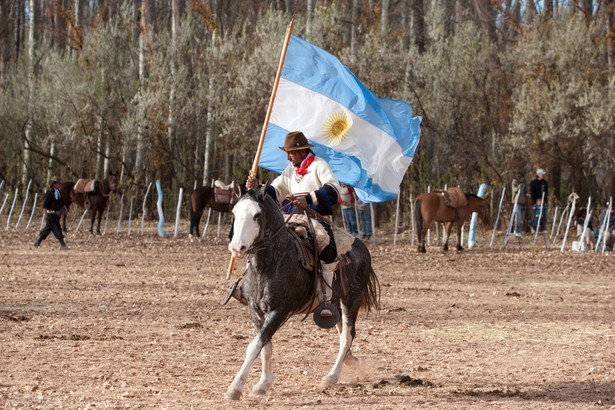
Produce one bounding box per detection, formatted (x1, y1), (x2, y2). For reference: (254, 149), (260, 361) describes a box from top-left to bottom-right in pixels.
(246, 174), (259, 190)
(292, 195), (308, 210)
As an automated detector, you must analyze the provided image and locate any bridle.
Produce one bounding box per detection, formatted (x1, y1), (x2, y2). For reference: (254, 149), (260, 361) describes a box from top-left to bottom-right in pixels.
(101, 178), (117, 197)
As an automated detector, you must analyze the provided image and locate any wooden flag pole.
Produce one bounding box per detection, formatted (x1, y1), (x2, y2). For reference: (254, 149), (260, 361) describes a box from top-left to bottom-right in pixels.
(226, 18), (294, 280)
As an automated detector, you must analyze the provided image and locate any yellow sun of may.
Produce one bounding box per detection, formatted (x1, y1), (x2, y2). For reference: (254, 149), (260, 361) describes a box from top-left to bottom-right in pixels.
(323, 110), (352, 145)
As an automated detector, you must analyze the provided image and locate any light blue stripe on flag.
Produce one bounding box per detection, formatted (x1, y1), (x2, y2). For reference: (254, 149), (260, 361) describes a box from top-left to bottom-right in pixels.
(261, 34), (421, 203)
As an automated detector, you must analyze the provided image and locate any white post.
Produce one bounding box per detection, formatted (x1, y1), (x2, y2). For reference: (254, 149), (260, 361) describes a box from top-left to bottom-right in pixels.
(15, 179), (32, 229)
(579, 197), (592, 251)
(490, 187), (506, 247)
(127, 196), (135, 236)
(601, 197), (613, 254)
(468, 183), (487, 248)
(116, 193), (125, 236)
(217, 211), (222, 238)
(559, 193), (576, 252)
(426, 185), (431, 245)
(503, 188), (520, 247)
(25, 193), (38, 230)
(369, 203), (375, 241)
(156, 180), (165, 238)
(553, 203), (569, 244)
(549, 206), (559, 239)
(0, 192), (9, 217)
(76, 209), (88, 231)
(393, 194), (400, 245)
(141, 182), (153, 235)
(6, 188), (18, 228)
(174, 187), (184, 239)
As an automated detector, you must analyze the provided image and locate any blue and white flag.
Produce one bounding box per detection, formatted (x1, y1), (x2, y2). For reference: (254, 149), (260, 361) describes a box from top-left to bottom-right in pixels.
(259, 34), (421, 203)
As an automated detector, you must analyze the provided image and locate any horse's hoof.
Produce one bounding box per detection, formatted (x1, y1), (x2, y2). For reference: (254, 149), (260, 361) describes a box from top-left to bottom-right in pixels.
(457, 246), (464, 251)
(443, 246), (449, 251)
(224, 390), (242, 401)
(250, 385), (268, 396)
(319, 375), (337, 391)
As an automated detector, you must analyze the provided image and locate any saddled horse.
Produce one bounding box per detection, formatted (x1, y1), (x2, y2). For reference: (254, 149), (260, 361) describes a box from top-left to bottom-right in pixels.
(225, 185), (380, 400)
(189, 181), (244, 237)
(415, 192), (491, 253)
(58, 172), (119, 234)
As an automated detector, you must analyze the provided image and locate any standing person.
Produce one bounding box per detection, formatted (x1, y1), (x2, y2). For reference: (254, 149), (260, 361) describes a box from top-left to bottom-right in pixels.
(338, 183), (358, 236)
(511, 172), (527, 236)
(598, 203), (615, 250)
(34, 176), (67, 249)
(356, 197), (372, 240)
(530, 168), (548, 226)
(246, 131), (340, 318)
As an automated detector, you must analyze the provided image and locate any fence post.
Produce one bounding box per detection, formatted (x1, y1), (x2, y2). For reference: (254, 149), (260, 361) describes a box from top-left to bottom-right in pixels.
(468, 183), (487, 248)
(174, 187), (184, 239)
(141, 182), (153, 235)
(156, 180), (165, 238)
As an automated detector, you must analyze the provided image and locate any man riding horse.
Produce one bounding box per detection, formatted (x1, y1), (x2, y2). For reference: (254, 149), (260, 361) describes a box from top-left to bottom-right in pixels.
(245, 131), (340, 319)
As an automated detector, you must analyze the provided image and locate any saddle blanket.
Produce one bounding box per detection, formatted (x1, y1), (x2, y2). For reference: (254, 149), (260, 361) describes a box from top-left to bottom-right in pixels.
(74, 178), (97, 194)
(214, 180), (237, 204)
(439, 187), (468, 208)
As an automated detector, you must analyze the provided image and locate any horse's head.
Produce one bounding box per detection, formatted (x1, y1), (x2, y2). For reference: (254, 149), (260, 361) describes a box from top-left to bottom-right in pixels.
(228, 186), (267, 257)
(108, 171), (119, 193)
(480, 200), (491, 226)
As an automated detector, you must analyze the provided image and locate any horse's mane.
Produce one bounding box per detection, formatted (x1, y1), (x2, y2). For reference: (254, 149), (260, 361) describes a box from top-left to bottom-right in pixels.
(465, 193), (483, 199)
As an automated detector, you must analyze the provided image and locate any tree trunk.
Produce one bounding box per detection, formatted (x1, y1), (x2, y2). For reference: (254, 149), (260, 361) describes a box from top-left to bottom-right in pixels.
(606, 0), (615, 69)
(306, 0), (315, 35)
(351, 0), (360, 57)
(412, 0), (425, 53)
(22, 0), (35, 188)
(473, 0), (497, 42)
(381, 0), (389, 35)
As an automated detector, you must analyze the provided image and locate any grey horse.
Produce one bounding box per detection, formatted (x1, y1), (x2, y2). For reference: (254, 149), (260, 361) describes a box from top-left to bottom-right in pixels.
(225, 184), (380, 400)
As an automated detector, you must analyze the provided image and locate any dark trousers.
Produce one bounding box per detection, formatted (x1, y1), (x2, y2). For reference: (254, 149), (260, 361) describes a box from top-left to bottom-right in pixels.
(37, 214), (65, 244)
(319, 222), (337, 264)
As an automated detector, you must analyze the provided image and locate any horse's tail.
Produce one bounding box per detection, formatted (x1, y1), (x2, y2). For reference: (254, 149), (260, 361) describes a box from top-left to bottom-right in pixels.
(361, 266), (381, 313)
(189, 190), (197, 235)
(415, 197), (423, 240)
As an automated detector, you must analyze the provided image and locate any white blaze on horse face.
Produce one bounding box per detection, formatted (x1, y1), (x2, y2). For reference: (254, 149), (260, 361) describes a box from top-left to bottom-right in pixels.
(228, 198), (261, 256)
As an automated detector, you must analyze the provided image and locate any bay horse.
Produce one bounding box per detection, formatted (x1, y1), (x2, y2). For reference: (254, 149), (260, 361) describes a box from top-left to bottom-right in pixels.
(415, 192), (491, 253)
(189, 182), (244, 237)
(225, 185), (380, 400)
(59, 172), (119, 234)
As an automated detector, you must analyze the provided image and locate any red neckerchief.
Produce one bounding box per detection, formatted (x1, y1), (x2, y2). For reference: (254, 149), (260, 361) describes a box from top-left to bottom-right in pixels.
(295, 153), (314, 175)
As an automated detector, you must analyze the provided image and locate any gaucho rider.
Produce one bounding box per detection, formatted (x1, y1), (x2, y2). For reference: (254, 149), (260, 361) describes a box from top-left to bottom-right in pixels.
(246, 131), (340, 319)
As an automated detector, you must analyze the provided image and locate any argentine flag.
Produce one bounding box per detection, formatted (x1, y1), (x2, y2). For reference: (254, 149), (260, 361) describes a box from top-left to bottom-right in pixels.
(259, 35), (421, 203)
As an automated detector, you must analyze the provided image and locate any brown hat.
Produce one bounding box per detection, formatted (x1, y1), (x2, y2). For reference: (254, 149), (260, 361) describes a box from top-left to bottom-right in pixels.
(51, 176), (61, 183)
(279, 131), (314, 152)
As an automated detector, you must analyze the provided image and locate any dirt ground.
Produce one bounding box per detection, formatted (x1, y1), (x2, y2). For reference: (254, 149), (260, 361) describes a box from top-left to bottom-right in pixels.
(1, 224), (614, 409)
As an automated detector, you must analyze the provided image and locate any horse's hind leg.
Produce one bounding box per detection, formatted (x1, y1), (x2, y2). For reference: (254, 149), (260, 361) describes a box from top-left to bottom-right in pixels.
(455, 223), (464, 251)
(321, 304), (354, 389)
(443, 222), (452, 251)
(250, 341), (274, 396)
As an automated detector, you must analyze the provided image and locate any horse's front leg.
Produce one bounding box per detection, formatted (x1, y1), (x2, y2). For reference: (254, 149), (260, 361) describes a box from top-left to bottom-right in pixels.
(96, 210), (103, 235)
(321, 304), (353, 389)
(89, 211), (96, 235)
(455, 222), (464, 251)
(226, 310), (286, 400)
(443, 222), (452, 251)
(251, 341), (273, 396)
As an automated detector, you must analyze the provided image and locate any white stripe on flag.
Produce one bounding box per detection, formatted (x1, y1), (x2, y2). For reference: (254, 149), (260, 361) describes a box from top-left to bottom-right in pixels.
(270, 78), (412, 194)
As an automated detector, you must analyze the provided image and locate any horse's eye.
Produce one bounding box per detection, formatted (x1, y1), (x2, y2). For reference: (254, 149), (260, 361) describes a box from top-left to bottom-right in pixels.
(253, 212), (261, 221)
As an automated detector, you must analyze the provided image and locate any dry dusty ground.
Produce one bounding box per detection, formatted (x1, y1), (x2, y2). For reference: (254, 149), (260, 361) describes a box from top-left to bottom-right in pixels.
(1, 225), (615, 409)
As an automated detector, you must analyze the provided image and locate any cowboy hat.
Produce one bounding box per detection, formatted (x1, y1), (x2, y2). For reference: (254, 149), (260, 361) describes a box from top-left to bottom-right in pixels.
(279, 131), (314, 152)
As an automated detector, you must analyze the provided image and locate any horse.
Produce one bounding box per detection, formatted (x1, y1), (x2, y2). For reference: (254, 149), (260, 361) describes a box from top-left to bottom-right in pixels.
(225, 185), (380, 400)
(189, 182), (244, 238)
(415, 192), (491, 253)
(59, 172), (119, 235)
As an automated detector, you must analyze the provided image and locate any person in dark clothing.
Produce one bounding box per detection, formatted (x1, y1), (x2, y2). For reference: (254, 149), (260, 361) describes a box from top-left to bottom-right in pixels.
(34, 176), (67, 249)
(530, 168), (548, 205)
(529, 168), (548, 228)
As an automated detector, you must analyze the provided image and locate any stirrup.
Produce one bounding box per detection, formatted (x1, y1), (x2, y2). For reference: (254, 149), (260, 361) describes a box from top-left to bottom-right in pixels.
(313, 302), (339, 329)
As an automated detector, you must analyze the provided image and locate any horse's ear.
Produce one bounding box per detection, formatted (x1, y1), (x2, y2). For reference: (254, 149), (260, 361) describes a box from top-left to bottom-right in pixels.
(259, 181), (270, 197)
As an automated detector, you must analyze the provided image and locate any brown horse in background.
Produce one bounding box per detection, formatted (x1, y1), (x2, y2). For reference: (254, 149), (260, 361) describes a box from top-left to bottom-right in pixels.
(59, 172), (119, 234)
(189, 183), (245, 238)
(415, 192), (491, 253)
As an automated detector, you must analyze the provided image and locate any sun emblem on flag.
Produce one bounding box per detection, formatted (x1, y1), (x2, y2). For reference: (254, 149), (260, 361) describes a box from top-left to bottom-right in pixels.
(323, 110), (352, 145)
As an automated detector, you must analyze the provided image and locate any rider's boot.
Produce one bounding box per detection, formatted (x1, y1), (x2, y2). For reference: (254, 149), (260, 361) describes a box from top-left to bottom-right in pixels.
(319, 261), (337, 318)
